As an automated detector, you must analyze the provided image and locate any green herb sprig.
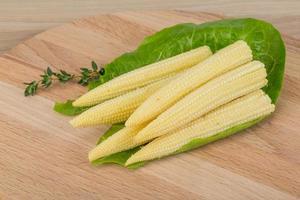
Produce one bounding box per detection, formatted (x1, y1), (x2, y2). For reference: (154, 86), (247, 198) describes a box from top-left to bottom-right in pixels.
(24, 61), (104, 96)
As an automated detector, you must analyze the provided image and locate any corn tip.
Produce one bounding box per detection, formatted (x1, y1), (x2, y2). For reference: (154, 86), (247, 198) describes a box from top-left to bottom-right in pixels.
(124, 120), (132, 127)
(253, 60), (265, 68)
(256, 89), (265, 96)
(263, 94), (273, 104)
(88, 149), (96, 162)
(69, 118), (77, 127)
(236, 40), (249, 47)
(72, 98), (85, 107)
(203, 45), (213, 53)
(237, 40), (253, 59)
(125, 155), (137, 166)
(72, 100), (79, 107)
(270, 104), (276, 112)
(124, 159), (131, 166)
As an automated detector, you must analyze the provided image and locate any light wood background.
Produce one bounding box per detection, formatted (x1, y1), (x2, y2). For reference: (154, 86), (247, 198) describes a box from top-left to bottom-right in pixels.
(0, 2), (300, 200)
(0, 0), (300, 54)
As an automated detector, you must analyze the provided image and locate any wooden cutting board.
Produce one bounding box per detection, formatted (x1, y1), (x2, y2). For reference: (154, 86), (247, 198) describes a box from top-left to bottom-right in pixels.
(0, 11), (299, 200)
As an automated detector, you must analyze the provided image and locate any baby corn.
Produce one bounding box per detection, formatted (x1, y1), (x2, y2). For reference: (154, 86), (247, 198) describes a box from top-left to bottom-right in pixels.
(70, 77), (172, 127)
(73, 46), (212, 107)
(126, 90), (275, 165)
(88, 126), (146, 162)
(134, 61), (267, 143)
(126, 40), (253, 127)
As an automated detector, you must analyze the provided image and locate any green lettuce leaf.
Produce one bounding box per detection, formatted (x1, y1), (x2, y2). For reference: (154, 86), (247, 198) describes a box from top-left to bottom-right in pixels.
(91, 146), (142, 167)
(69, 18), (286, 168)
(53, 100), (90, 116)
(88, 18), (285, 103)
(96, 123), (124, 145)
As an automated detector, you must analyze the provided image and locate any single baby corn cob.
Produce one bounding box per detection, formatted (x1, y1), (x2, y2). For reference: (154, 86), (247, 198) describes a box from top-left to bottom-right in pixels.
(73, 46), (212, 107)
(134, 61), (267, 143)
(70, 77), (172, 127)
(88, 126), (146, 162)
(126, 40), (253, 127)
(125, 90), (275, 165)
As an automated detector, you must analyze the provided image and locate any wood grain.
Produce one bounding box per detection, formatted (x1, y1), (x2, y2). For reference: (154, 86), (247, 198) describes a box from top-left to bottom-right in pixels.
(0, 0), (300, 54)
(0, 11), (299, 200)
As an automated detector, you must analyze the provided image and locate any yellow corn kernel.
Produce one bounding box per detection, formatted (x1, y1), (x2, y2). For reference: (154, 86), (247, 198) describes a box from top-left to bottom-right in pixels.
(73, 46), (212, 107)
(88, 126), (146, 162)
(70, 77), (172, 127)
(134, 61), (267, 143)
(126, 40), (253, 127)
(125, 90), (275, 166)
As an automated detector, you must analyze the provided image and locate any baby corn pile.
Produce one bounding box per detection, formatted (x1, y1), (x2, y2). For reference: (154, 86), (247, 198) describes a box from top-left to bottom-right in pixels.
(70, 40), (275, 166)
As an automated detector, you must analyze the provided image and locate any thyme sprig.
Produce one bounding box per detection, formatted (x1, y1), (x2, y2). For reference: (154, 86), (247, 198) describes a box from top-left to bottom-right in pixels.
(24, 61), (104, 96)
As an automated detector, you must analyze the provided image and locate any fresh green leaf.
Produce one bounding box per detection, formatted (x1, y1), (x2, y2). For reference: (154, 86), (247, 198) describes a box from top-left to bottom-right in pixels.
(41, 74), (52, 88)
(24, 81), (38, 96)
(88, 79), (102, 90)
(86, 18), (285, 168)
(91, 61), (98, 71)
(55, 70), (73, 82)
(96, 123), (125, 145)
(53, 100), (89, 116)
(78, 77), (89, 86)
(46, 67), (53, 76)
(91, 147), (142, 167)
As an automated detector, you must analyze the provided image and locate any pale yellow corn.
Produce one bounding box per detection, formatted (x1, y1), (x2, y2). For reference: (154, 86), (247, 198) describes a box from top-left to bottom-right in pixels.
(134, 61), (267, 143)
(126, 40), (253, 127)
(70, 77), (172, 127)
(125, 90), (275, 165)
(88, 126), (146, 162)
(73, 46), (212, 107)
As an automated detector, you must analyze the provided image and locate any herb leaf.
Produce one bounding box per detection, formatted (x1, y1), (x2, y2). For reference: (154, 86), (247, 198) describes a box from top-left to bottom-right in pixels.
(56, 70), (73, 83)
(24, 81), (38, 96)
(91, 61), (98, 71)
(53, 100), (90, 116)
